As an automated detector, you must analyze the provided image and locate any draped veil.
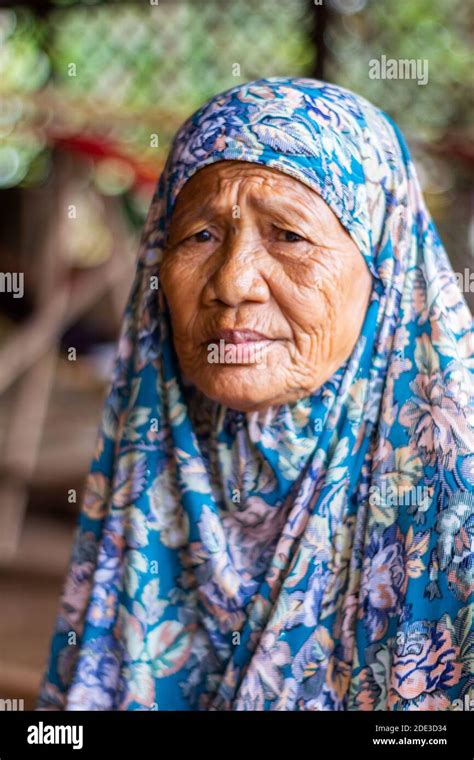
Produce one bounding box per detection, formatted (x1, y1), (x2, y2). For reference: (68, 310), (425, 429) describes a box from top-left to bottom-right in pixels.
(38, 78), (474, 711)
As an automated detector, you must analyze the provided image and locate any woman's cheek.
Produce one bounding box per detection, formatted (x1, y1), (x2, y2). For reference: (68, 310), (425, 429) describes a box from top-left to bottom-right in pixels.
(161, 258), (196, 311)
(284, 270), (342, 337)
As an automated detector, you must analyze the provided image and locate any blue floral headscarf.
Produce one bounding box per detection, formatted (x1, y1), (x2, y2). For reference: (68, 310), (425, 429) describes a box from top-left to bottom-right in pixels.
(38, 77), (474, 711)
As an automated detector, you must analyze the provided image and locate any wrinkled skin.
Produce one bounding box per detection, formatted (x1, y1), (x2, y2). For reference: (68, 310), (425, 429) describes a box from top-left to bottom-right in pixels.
(160, 160), (373, 412)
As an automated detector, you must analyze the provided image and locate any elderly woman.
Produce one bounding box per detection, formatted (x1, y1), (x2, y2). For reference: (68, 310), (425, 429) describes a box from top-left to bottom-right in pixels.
(38, 77), (473, 711)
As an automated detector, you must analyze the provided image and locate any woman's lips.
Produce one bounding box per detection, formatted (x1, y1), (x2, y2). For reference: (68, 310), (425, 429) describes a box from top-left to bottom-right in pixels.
(202, 329), (282, 366)
(208, 328), (274, 345)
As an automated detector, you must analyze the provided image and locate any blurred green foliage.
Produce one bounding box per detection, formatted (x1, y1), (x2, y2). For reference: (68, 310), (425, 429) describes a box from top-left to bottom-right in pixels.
(326, 0), (473, 139)
(0, 0), (313, 188)
(0, 0), (472, 248)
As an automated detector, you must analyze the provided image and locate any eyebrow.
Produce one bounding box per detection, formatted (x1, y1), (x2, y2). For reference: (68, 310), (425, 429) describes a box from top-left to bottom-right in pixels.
(251, 195), (318, 227)
(172, 192), (321, 230)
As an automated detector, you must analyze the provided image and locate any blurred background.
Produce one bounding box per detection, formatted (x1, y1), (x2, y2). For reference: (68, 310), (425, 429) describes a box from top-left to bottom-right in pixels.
(0, 0), (472, 708)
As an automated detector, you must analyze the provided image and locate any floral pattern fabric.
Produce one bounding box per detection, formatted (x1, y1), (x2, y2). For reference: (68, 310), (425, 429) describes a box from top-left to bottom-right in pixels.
(38, 77), (474, 711)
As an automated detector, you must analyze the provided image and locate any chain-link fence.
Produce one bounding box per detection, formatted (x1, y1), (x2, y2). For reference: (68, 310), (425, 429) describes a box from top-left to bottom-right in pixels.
(0, 0), (313, 194)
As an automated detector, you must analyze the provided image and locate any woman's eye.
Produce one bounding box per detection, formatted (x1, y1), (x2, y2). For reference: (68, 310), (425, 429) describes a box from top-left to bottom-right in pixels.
(192, 229), (214, 243)
(278, 228), (305, 243)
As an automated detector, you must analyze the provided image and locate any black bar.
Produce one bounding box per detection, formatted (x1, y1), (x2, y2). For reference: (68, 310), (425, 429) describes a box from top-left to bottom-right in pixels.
(0, 709), (472, 757)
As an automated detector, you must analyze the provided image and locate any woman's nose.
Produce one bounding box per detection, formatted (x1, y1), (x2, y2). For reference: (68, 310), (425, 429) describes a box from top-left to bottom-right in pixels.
(203, 230), (270, 307)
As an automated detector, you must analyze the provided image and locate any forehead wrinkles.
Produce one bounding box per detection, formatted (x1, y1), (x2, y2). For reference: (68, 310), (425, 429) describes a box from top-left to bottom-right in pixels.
(212, 172), (284, 213)
(175, 166), (316, 221)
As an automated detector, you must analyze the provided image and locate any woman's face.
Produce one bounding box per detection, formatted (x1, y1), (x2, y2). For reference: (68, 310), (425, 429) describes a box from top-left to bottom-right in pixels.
(160, 161), (372, 412)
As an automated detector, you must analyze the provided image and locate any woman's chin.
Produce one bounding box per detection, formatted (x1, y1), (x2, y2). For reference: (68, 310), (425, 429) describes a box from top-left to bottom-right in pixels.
(195, 365), (284, 412)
